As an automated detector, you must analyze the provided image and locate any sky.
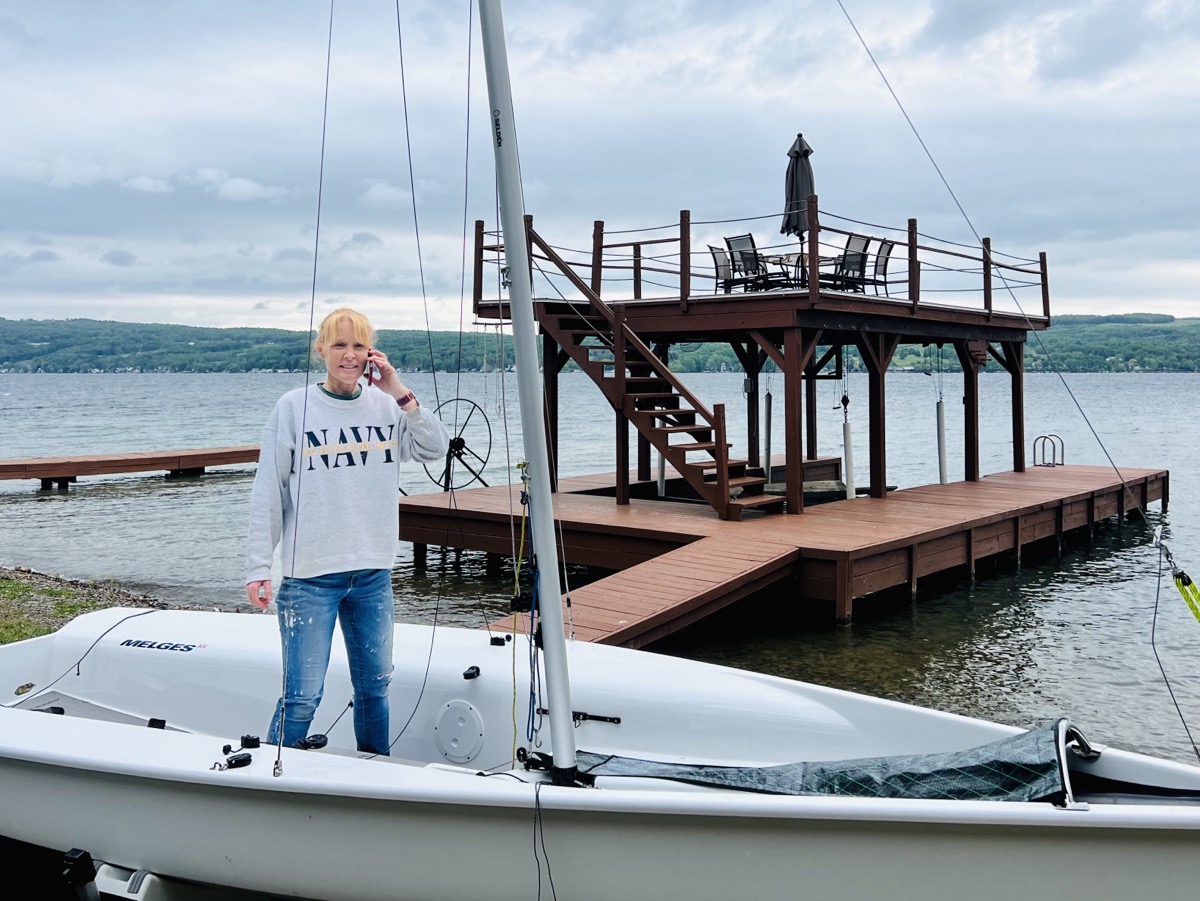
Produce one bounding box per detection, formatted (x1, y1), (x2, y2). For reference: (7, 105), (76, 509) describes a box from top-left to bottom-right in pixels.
(2, 0), (1198, 333)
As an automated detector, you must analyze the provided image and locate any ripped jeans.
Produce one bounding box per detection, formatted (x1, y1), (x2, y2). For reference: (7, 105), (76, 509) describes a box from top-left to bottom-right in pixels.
(268, 568), (395, 754)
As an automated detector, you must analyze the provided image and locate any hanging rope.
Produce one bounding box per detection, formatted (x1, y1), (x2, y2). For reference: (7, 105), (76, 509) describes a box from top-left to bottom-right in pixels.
(1152, 533), (1200, 764)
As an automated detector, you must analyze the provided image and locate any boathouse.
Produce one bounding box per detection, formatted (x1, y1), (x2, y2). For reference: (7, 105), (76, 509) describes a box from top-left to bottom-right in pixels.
(398, 196), (1167, 637)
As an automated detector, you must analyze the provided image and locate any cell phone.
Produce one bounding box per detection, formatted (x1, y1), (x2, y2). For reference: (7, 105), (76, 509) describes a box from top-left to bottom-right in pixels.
(365, 349), (376, 386)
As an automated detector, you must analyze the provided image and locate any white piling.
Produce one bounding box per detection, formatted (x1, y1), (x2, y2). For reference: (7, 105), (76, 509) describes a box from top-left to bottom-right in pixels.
(936, 399), (948, 484)
(843, 419), (856, 500)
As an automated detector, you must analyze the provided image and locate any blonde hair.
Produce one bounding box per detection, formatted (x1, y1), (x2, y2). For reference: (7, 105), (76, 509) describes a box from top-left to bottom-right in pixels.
(314, 308), (376, 355)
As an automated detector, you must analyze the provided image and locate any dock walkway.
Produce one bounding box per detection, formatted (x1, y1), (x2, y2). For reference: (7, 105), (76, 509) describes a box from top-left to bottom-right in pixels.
(398, 464), (1168, 644)
(0, 447), (260, 490)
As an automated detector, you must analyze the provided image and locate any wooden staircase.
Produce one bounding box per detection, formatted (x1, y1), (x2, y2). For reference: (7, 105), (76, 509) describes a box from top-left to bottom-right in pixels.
(538, 301), (784, 521)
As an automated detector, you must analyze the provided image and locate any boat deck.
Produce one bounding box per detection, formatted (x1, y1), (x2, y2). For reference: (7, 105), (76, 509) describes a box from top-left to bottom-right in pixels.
(399, 463), (1168, 644)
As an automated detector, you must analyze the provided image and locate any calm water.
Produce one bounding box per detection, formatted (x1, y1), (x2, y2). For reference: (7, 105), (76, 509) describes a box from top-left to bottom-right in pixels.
(2, 370), (1199, 763)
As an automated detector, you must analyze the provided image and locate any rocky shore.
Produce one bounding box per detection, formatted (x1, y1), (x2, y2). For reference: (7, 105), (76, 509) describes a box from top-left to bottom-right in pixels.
(0, 565), (204, 643)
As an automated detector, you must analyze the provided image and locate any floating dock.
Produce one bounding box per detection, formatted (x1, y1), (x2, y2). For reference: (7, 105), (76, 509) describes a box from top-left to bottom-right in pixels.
(399, 463), (1167, 643)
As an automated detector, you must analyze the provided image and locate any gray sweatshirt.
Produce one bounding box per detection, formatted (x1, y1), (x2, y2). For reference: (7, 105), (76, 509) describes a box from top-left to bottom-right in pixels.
(245, 384), (449, 584)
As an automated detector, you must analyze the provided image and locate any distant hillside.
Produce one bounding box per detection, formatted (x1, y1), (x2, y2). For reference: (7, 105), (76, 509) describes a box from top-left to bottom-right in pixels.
(1, 314), (1197, 374)
(0, 318), (514, 374)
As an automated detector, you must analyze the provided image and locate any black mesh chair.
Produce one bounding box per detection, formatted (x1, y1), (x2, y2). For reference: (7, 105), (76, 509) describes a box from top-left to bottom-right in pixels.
(709, 245), (749, 293)
(820, 234), (870, 292)
(865, 239), (895, 296)
(724, 234), (792, 291)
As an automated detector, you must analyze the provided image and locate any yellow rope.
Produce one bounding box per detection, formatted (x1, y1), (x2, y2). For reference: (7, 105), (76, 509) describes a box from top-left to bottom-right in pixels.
(1176, 570), (1200, 624)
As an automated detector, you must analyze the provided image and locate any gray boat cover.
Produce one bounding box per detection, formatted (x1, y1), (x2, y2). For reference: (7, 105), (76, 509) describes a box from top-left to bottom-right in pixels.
(577, 719), (1090, 804)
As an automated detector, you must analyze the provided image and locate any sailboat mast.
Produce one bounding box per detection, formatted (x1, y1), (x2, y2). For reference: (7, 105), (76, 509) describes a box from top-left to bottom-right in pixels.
(477, 0), (577, 784)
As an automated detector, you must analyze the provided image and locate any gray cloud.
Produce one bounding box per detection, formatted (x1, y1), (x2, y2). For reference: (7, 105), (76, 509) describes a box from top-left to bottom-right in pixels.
(101, 249), (136, 267)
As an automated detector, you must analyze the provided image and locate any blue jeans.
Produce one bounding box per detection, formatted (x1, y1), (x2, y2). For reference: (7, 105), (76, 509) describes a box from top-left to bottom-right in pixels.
(267, 568), (395, 754)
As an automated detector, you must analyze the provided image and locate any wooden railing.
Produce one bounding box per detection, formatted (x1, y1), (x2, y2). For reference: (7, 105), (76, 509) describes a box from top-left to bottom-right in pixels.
(473, 195), (1050, 321)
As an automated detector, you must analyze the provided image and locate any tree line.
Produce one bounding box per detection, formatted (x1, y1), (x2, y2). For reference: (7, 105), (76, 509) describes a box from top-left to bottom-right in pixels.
(1, 314), (1196, 374)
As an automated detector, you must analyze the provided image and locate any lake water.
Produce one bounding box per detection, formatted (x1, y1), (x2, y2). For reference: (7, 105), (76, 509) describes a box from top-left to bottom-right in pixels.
(2, 370), (1199, 763)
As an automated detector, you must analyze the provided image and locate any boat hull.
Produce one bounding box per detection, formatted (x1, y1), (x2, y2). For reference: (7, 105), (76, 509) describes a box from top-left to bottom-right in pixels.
(1, 608), (1198, 899)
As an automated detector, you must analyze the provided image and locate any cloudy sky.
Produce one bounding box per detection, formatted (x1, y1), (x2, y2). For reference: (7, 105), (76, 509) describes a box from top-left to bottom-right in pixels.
(2, 0), (1197, 333)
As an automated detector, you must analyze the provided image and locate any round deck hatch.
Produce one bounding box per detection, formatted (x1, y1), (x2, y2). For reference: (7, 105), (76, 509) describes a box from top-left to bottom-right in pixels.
(433, 700), (485, 764)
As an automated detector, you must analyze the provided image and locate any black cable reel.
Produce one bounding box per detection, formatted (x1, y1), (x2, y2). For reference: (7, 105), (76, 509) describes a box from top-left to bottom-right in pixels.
(424, 398), (493, 491)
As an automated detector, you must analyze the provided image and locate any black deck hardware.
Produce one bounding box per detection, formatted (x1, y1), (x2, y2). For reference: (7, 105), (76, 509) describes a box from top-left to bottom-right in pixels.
(537, 707), (621, 726)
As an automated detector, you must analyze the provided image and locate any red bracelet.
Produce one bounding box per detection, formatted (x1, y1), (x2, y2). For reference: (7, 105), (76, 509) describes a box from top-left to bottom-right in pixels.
(396, 391), (417, 408)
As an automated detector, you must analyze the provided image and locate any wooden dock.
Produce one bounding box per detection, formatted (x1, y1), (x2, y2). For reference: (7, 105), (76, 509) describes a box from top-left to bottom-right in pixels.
(0, 447), (260, 490)
(399, 463), (1168, 643)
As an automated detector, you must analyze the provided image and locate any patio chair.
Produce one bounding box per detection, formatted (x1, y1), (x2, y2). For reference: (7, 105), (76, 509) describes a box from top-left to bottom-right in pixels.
(864, 239), (895, 296)
(724, 234), (793, 291)
(708, 245), (749, 294)
(820, 233), (870, 292)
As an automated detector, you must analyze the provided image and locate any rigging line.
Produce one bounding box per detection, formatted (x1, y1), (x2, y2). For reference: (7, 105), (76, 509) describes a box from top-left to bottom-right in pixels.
(2, 609), (161, 708)
(274, 0), (337, 774)
(452, 1), (477, 406)
(391, 0), (441, 406)
(836, 0), (1145, 508)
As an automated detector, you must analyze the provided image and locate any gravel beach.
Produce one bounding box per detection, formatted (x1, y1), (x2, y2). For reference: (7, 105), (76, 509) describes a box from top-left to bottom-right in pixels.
(0, 565), (208, 643)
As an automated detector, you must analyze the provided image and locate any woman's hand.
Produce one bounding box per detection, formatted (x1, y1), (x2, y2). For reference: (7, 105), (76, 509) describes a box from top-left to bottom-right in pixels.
(247, 580), (272, 609)
(366, 349), (418, 410)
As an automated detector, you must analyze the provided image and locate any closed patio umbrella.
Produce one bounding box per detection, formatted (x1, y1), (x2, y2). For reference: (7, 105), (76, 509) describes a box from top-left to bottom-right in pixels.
(780, 133), (815, 237)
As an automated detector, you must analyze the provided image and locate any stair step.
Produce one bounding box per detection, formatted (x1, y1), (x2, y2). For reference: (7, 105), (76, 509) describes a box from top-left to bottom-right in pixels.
(694, 458), (748, 470)
(646, 411), (697, 425)
(656, 424), (712, 435)
(730, 494), (786, 508)
(672, 441), (733, 452)
(709, 476), (768, 490)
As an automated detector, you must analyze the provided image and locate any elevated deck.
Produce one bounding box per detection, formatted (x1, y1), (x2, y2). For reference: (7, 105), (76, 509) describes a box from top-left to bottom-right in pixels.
(399, 464), (1168, 642)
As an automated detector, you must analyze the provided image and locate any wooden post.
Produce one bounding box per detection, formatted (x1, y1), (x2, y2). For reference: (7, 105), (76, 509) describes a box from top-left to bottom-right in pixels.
(614, 306), (628, 504)
(806, 194), (820, 302)
(908, 218), (920, 312)
(472, 219), (485, 315)
(524, 214), (534, 287)
(955, 340), (985, 482)
(784, 328), (804, 514)
(616, 414), (629, 506)
(982, 237), (993, 318)
(1009, 341), (1025, 473)
(731, 342), (761, 468)
(714, 403), (730, 519)
(542, 331), (560, 491)
(1039, 252), (1050, 320)
(679, 209), (691, 307)
(591, 220), (604, 296)
(835, 556), (853, 624)
(805, 361), (818, 461)
(856, 333), (900, 499)
(633, 244), (643, 300)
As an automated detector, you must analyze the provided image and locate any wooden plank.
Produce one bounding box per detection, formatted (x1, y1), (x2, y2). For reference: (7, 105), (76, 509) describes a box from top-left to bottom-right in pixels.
(0, 446), (260, 482)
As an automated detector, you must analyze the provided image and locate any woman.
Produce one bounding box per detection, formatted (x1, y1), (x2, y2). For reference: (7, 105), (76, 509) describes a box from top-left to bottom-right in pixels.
(245, 308), (449, 754)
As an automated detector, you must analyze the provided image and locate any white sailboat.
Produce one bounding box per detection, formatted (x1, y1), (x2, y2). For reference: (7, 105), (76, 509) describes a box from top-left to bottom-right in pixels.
(2, 2), (1199, 899)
